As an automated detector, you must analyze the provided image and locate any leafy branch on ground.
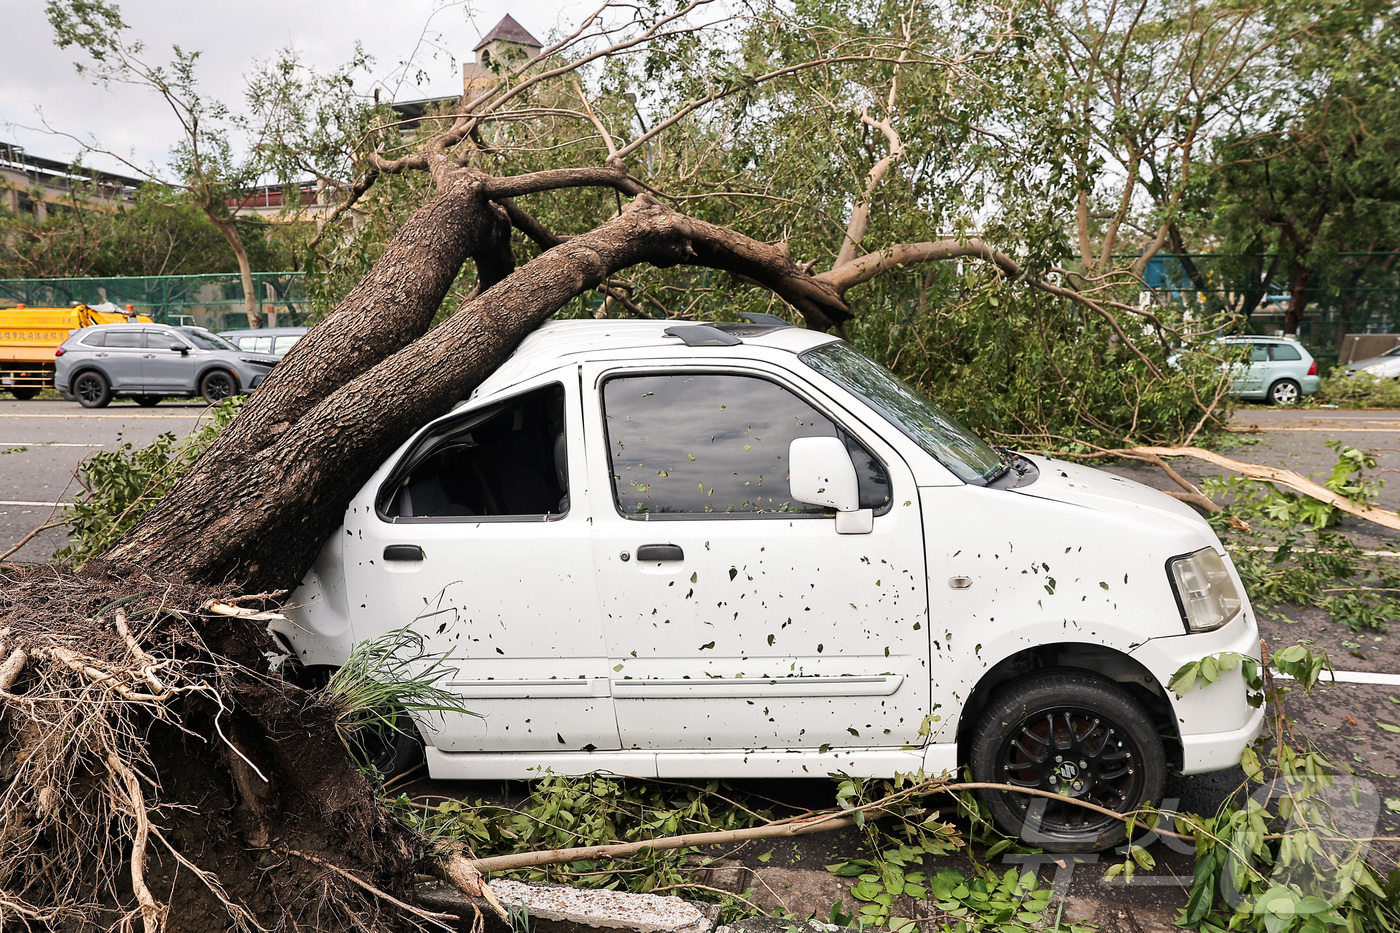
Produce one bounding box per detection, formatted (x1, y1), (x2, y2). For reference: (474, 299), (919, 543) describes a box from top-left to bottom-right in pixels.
(1203, 443), (1400, 632)
(58, 397), (245, 566)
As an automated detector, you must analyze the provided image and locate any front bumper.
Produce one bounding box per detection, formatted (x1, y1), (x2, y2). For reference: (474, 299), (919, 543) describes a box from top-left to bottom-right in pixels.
(1181, 700), (1266, 772)
(1130, 610), (1263, 774)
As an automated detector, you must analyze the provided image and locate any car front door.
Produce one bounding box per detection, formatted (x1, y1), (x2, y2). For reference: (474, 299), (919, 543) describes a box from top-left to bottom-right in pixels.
(141, 328), (193, 392)
(97, 328), (146, 390)
(585, 363), (930, 766)
(340, 375), (620, 754)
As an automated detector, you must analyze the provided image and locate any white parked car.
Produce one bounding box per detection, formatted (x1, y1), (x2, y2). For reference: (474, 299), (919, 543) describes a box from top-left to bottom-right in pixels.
(278, 319), (1263, 852)
(1345, 345), (1400, 379)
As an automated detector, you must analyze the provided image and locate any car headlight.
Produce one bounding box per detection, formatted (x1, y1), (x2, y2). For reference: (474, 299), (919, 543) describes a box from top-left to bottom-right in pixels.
(1167, 547), (1242, 633)
(1363, 363), (1390, 375)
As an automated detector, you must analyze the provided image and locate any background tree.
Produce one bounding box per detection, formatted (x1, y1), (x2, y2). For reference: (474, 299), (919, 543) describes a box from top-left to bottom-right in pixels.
(1210, 1), (1400, 334)
(0, 185), (293, 279)
(43, 0), (334, 326)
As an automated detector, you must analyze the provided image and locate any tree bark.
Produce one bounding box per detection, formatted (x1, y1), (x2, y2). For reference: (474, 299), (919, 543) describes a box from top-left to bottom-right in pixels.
(1284, 265), (1311, 336)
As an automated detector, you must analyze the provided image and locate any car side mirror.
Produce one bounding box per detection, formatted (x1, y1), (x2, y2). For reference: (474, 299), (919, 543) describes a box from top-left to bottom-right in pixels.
(788, 437), (873, 535)
(168, 342), (188, 354)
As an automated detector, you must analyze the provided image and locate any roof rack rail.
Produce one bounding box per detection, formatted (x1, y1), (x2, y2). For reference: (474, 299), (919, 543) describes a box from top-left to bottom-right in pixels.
(737, 312), (790, 326)
(663, 324), (742, 347)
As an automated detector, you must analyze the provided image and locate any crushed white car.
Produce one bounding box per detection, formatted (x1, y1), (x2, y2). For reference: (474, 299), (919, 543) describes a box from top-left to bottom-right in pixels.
(277, 318), (1263, 852)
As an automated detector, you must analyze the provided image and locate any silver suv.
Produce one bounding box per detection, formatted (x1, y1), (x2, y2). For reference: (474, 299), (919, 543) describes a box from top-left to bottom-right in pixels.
(54, 324), (280, 408)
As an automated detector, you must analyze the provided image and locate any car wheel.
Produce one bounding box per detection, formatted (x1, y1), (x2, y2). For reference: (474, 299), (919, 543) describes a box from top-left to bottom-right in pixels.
(1267, 379), (1302, 405)
(73, 371), (113, 409)
(290, 665), (424, 779)
(970, 671), (1164, 853)
(134, 395), (162, 407)
(199, 370), (237, 404)
(8, 388), (39, 400)
(352, 708), (426, 779)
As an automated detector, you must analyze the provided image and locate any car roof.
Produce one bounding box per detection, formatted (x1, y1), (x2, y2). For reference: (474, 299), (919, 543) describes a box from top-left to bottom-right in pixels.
(218, 327), (309, 337)
(474, 320), (838, 397)
(1217, 335), (1301, 343)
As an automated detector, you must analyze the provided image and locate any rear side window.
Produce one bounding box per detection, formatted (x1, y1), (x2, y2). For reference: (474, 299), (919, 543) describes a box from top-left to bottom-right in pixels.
(601, 372), (890, 518)
(1270, 344), (1302, 361)
(79, 330), (106, 347)
(379, 383), (568, 521)
(104, 331), (143, 349)
(1248, 345), (1268, 362)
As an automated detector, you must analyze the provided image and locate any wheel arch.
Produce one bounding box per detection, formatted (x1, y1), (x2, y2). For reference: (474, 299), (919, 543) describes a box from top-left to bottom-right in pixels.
(954, 642), (1182, 772)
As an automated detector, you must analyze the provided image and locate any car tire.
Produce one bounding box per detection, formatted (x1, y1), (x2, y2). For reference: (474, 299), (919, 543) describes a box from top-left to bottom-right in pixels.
(352, 708), (426, 779)
(969, 671), (1165, 853)
(1267, 379), (1302, 405)
(199, 370), (237, 404)
(8, 388), (39, 400)
(134, 395), (162, 407)
(73, 371), (113, 409)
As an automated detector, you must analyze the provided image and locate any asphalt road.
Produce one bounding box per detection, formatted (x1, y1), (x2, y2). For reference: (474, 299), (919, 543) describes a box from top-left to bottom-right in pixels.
(0, 397), (218, 562)
(4, 397), (1400, 931)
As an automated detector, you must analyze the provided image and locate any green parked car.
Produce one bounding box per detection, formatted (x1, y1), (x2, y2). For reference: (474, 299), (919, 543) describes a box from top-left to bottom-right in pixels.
(1217, 336), (1320, 405)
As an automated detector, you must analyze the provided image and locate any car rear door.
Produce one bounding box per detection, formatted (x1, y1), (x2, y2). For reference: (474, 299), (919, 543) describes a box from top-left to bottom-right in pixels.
(584, 361), (931, 770)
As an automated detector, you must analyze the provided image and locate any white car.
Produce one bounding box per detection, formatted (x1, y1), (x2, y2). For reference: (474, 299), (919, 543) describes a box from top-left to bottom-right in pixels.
(278, 319), (1263, 852)
(1346, 345), (1400, 379)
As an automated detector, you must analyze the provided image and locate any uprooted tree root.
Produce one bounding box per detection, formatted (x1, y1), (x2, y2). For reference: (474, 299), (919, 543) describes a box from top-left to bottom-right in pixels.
(0, 563), (482, 933)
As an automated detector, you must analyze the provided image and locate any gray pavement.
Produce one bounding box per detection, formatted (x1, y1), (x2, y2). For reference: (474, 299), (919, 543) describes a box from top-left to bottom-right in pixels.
(0, 397), (216, 562)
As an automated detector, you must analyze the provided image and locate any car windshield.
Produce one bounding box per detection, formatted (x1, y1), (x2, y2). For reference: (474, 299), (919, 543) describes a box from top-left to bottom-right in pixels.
(177, 327), (238, 351)
(800, 342), (1006, 484)
(1384, 347), (1400, 358)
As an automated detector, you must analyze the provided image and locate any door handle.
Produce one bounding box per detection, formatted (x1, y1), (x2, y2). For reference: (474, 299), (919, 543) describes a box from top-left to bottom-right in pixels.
(636, 543), (684, 562)
(383, 544), (424, 561)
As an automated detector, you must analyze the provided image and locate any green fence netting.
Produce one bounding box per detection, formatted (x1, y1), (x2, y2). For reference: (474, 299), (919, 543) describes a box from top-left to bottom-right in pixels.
(0, 273), (310, 332)
(1143, 253), (1400, 366)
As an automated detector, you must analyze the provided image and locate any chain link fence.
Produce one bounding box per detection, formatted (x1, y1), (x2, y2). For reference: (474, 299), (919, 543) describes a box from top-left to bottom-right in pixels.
(0, 273), (310, 331)
(1143, 253), (1400, 368)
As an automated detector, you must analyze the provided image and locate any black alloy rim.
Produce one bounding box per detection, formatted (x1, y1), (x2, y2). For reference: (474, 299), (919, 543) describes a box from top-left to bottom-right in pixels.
(995, 705), (1145, 836)
(207, 375), (233, 400)
(76, 375), (103, 404)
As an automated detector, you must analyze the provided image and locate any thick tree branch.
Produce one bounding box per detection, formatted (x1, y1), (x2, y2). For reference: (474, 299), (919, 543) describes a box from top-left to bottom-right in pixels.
(1123, 447), (1400, 531)
(821, 240), (1168, 377)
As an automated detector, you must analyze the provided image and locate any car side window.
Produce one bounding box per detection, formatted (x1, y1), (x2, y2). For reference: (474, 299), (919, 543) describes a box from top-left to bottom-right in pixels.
(379, 383), (568, 521)
(602, 372), (891, 518)
(105, 330), (143, 349)
(274, 336), (298, 354)
(80, 331), (106, 348)
(1270, 344), (1301, 361)
(1248, 345), (1268, 363)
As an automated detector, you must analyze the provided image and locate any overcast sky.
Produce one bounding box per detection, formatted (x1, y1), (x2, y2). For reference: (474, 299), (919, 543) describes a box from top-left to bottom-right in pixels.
(1, 0), (577, 179)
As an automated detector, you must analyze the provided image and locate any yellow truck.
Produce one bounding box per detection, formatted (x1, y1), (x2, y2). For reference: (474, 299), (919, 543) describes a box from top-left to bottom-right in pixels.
(0, 304), (153, 399)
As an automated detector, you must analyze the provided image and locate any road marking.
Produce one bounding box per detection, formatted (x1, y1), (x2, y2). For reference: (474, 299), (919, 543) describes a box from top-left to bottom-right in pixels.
(1324, 669), (1400, 687)
(0, 413), (207, 419)
(0, 442), (104, 447)
(1252, 426), (1400, 433)
(0, 500), (68, 507)
(1235, 419), (1400, 426)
